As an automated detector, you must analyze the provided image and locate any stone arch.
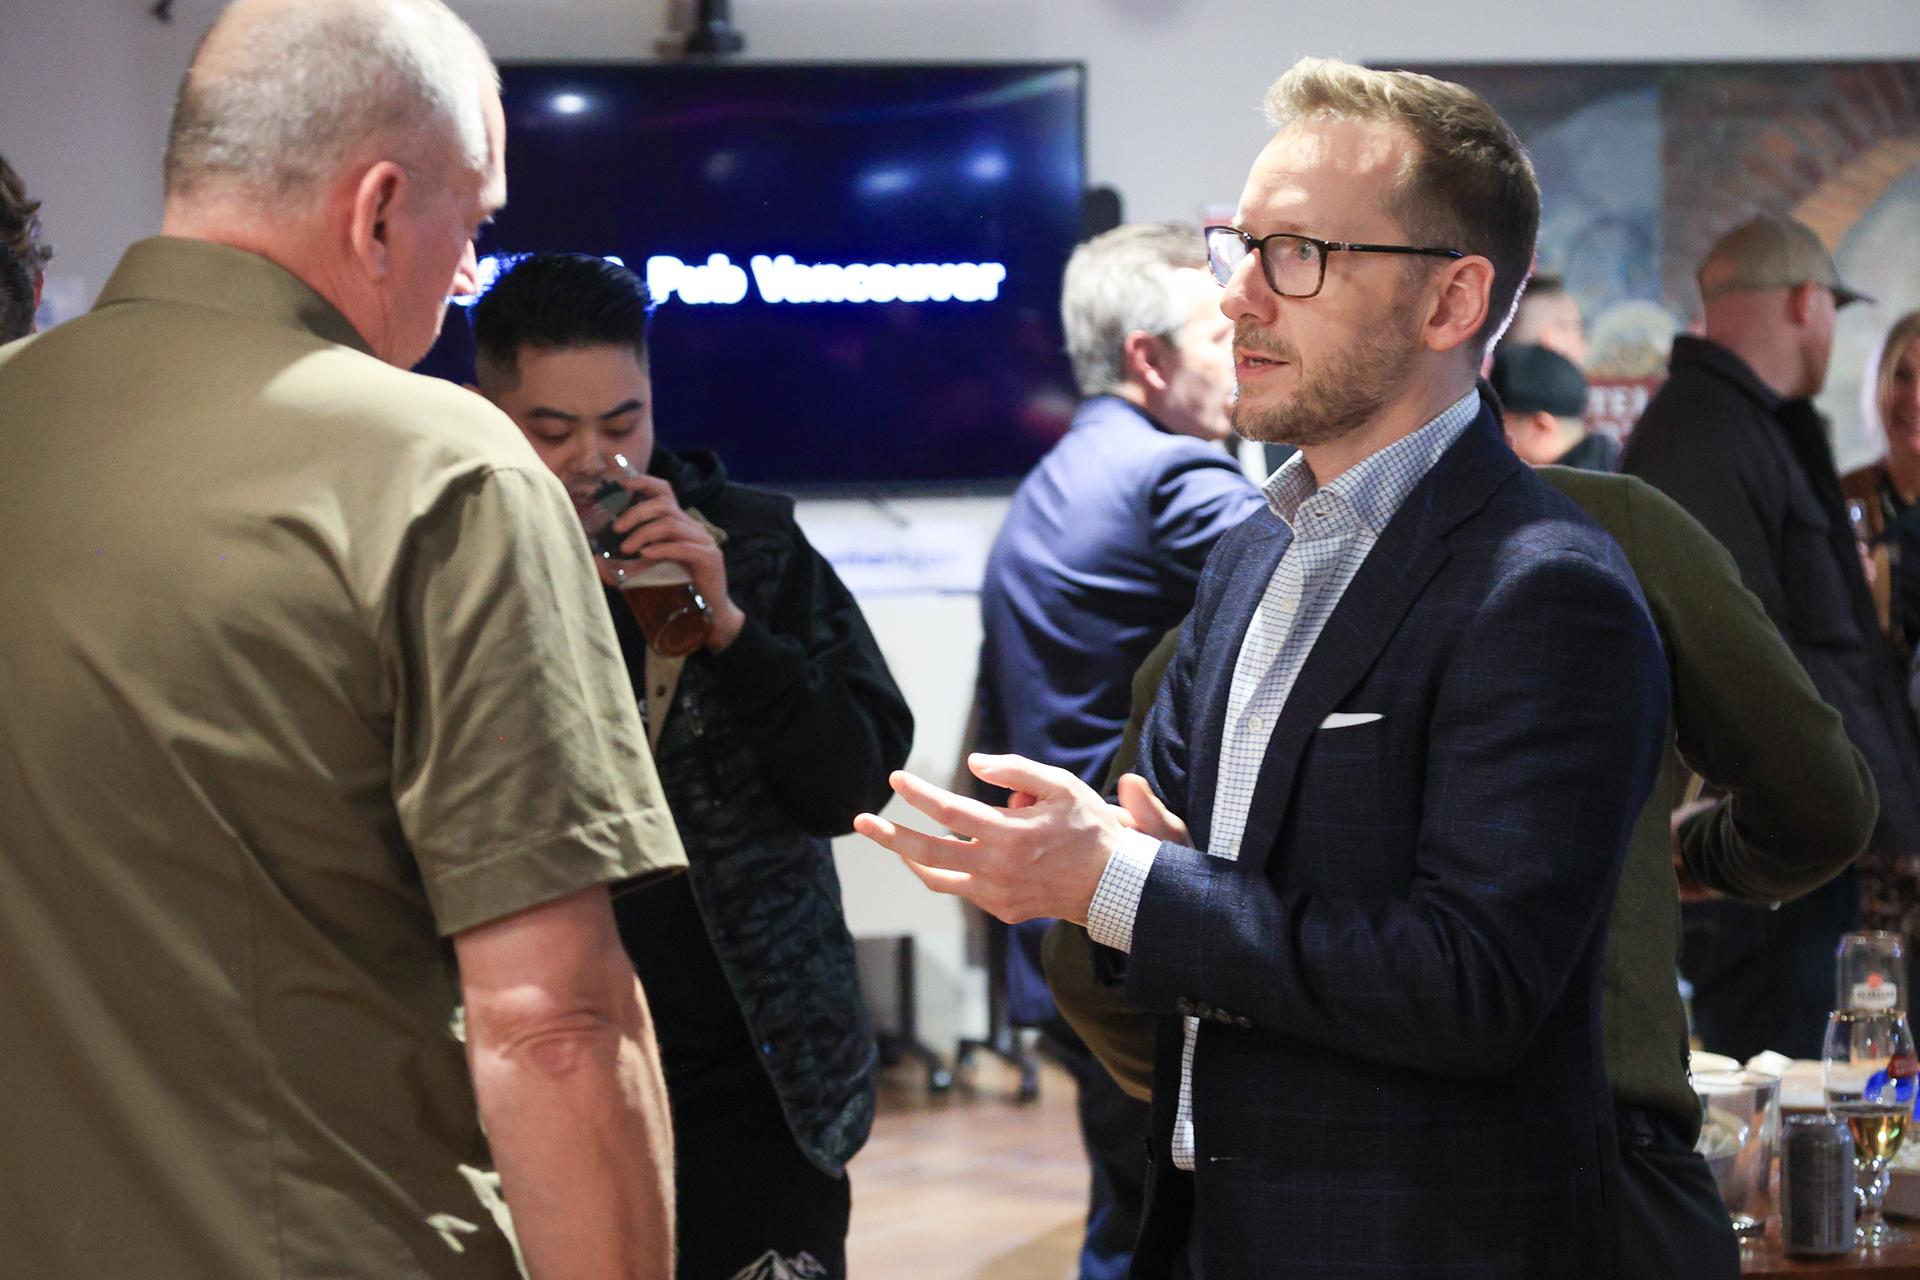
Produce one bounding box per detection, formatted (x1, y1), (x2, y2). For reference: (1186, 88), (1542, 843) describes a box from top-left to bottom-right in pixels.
(1663, 63), (1920, 307)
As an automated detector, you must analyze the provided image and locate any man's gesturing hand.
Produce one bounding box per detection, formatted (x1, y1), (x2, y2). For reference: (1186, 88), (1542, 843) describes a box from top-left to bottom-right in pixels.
(853, 753), (1130, 926)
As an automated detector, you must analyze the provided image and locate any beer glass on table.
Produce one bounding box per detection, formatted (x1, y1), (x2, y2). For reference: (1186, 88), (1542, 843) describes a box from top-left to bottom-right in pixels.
(1822, 1009), (1918, 1247)
(1693, 1069), (1779, 1236)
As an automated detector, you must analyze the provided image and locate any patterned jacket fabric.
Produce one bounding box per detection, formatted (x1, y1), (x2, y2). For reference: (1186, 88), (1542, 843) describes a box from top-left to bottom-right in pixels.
(610, 444), (913, 1175)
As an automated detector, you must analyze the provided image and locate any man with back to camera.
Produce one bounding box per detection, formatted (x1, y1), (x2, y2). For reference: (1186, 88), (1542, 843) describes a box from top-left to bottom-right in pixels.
(1491, 341), (1619, 470)
(1623, 214), (1920, 1061)
(472, 251), (914, 1280)
(857, 57), (1669, 1277)
(973, 221), (1263, 1280)
(0, 3), (686, 1277)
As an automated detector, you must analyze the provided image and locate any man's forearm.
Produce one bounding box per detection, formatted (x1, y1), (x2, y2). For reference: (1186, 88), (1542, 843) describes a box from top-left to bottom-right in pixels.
(470, 980), (675, 1280)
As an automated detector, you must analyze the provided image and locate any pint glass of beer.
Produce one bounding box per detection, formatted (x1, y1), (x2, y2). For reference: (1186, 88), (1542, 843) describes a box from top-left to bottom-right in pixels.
(576, 455), (713, 658)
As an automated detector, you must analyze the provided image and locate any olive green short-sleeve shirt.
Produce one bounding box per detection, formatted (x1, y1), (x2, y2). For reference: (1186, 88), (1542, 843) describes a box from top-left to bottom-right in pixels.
(0, 238), (685, 1279)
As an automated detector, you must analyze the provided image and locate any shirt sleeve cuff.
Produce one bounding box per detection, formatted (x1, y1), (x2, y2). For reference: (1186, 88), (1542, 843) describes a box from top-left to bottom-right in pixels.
(1086, 828), (1161, 953)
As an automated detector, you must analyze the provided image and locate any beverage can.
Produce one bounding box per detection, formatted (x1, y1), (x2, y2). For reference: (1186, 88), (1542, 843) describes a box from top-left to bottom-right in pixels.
(1780, 1113), (1857, 1258)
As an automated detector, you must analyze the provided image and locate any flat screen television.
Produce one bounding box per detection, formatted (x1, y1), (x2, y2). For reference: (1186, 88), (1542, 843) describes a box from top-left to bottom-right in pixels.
(416, 61), (1087, 490)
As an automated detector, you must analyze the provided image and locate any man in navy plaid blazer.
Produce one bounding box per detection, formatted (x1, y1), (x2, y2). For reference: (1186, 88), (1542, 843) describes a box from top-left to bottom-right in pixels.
(858, 58), (1669, 1278)
(1098, 382), (1666, 1276)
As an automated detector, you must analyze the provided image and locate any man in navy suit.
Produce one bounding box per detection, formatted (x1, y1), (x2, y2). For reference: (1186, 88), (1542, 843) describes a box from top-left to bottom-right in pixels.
(858, 56), (1668, 1278)
(974, 222), (1263, 1280)
(979, 222), (1261, 797)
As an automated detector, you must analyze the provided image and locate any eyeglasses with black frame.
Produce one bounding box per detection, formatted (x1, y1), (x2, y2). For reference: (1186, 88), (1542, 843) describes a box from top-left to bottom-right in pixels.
(1205, 225), (1464, 299)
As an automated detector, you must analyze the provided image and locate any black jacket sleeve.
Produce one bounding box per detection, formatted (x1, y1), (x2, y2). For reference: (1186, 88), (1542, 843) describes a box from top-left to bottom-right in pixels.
(1623, 399), (1792, 624)
(701, 518), (913, 837)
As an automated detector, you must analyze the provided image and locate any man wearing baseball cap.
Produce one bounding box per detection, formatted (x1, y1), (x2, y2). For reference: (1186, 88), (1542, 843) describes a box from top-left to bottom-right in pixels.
(1624, 215), (1920, 1062)
(1491, 342), (1619, 470)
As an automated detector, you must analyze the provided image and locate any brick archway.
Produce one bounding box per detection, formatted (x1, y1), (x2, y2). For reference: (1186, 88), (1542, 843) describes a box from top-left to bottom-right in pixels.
(1663, 63), (1920, 308)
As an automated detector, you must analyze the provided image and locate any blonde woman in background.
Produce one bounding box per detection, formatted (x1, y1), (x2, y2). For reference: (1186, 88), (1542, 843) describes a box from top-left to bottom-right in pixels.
(1842, 310), (1920, 990)
(1843, 311), (1920, 660)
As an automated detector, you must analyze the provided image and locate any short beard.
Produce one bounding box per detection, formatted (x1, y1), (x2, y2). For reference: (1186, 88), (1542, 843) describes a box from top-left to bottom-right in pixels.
(1231, 294), (1424, 447)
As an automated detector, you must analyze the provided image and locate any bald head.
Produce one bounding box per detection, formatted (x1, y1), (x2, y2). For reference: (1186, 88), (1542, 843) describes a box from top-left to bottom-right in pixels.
(158, 0), (505, 370)
(165, 0), (495, 209)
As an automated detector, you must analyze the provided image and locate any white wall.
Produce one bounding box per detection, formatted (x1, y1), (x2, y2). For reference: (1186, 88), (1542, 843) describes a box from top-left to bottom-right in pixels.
(5, 0), (1919, 1049)
(0, 1), (202, 321)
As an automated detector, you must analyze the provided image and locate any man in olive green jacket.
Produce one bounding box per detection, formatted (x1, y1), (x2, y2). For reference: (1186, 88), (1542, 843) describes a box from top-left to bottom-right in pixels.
(1049, 464), (1877, 1280)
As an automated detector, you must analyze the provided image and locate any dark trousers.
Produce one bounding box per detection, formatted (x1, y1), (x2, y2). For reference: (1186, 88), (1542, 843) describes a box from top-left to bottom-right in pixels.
(1615, 1104), (1739, 1280)
(1680, 868), (1859, 1061)
(1042, 1019), (1152, 1280)
(665, 1046), (851, 1280)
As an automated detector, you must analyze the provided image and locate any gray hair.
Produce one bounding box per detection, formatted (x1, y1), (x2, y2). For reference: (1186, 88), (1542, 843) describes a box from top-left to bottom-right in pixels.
(1061, 221), (1210, 398)
(164, 0), (496, 206)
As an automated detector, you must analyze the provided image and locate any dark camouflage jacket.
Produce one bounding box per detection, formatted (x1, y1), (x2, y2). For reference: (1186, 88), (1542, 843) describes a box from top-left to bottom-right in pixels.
(613, 445), (912, 1175)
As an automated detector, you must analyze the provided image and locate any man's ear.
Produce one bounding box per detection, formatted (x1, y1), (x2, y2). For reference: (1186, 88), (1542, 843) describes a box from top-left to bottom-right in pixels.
(1122, 329), (1172, 394)
(1786, 281), (1822, 327)
(1425, 256), (1495, 355)
(346, 161), (409, 279)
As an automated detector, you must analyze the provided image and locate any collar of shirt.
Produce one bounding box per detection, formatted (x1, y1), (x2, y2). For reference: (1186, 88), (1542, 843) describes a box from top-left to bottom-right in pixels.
(98, 236), (373, 355)
(1258, 387), (1480, 539)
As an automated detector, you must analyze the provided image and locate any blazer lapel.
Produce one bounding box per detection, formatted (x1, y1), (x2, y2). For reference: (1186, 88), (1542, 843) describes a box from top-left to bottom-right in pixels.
(1232, 407), (1523, 877)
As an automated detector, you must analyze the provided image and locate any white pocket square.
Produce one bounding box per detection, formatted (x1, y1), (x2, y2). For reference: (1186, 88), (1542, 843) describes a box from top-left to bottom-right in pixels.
(1320, 712), (1383, 729)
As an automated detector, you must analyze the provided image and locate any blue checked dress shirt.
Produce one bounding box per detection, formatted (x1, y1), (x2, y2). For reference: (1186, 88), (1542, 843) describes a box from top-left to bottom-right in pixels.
(1086, 388), (1478, 1170)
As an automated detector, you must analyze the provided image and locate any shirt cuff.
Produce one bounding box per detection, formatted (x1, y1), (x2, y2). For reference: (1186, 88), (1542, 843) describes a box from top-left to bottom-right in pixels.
(1086, 828), (1161, 953)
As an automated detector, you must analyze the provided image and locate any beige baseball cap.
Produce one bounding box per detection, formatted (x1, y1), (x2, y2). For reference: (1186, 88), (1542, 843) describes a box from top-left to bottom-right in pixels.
(1697, 215), (1871, 307)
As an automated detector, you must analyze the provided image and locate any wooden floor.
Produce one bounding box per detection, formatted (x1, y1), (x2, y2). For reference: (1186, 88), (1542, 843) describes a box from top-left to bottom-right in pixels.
(846, 1057), (1089, 1279)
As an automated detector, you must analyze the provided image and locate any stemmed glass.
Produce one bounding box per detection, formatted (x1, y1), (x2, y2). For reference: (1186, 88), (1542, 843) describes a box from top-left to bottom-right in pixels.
(1822, 1009), (1919, 1247)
